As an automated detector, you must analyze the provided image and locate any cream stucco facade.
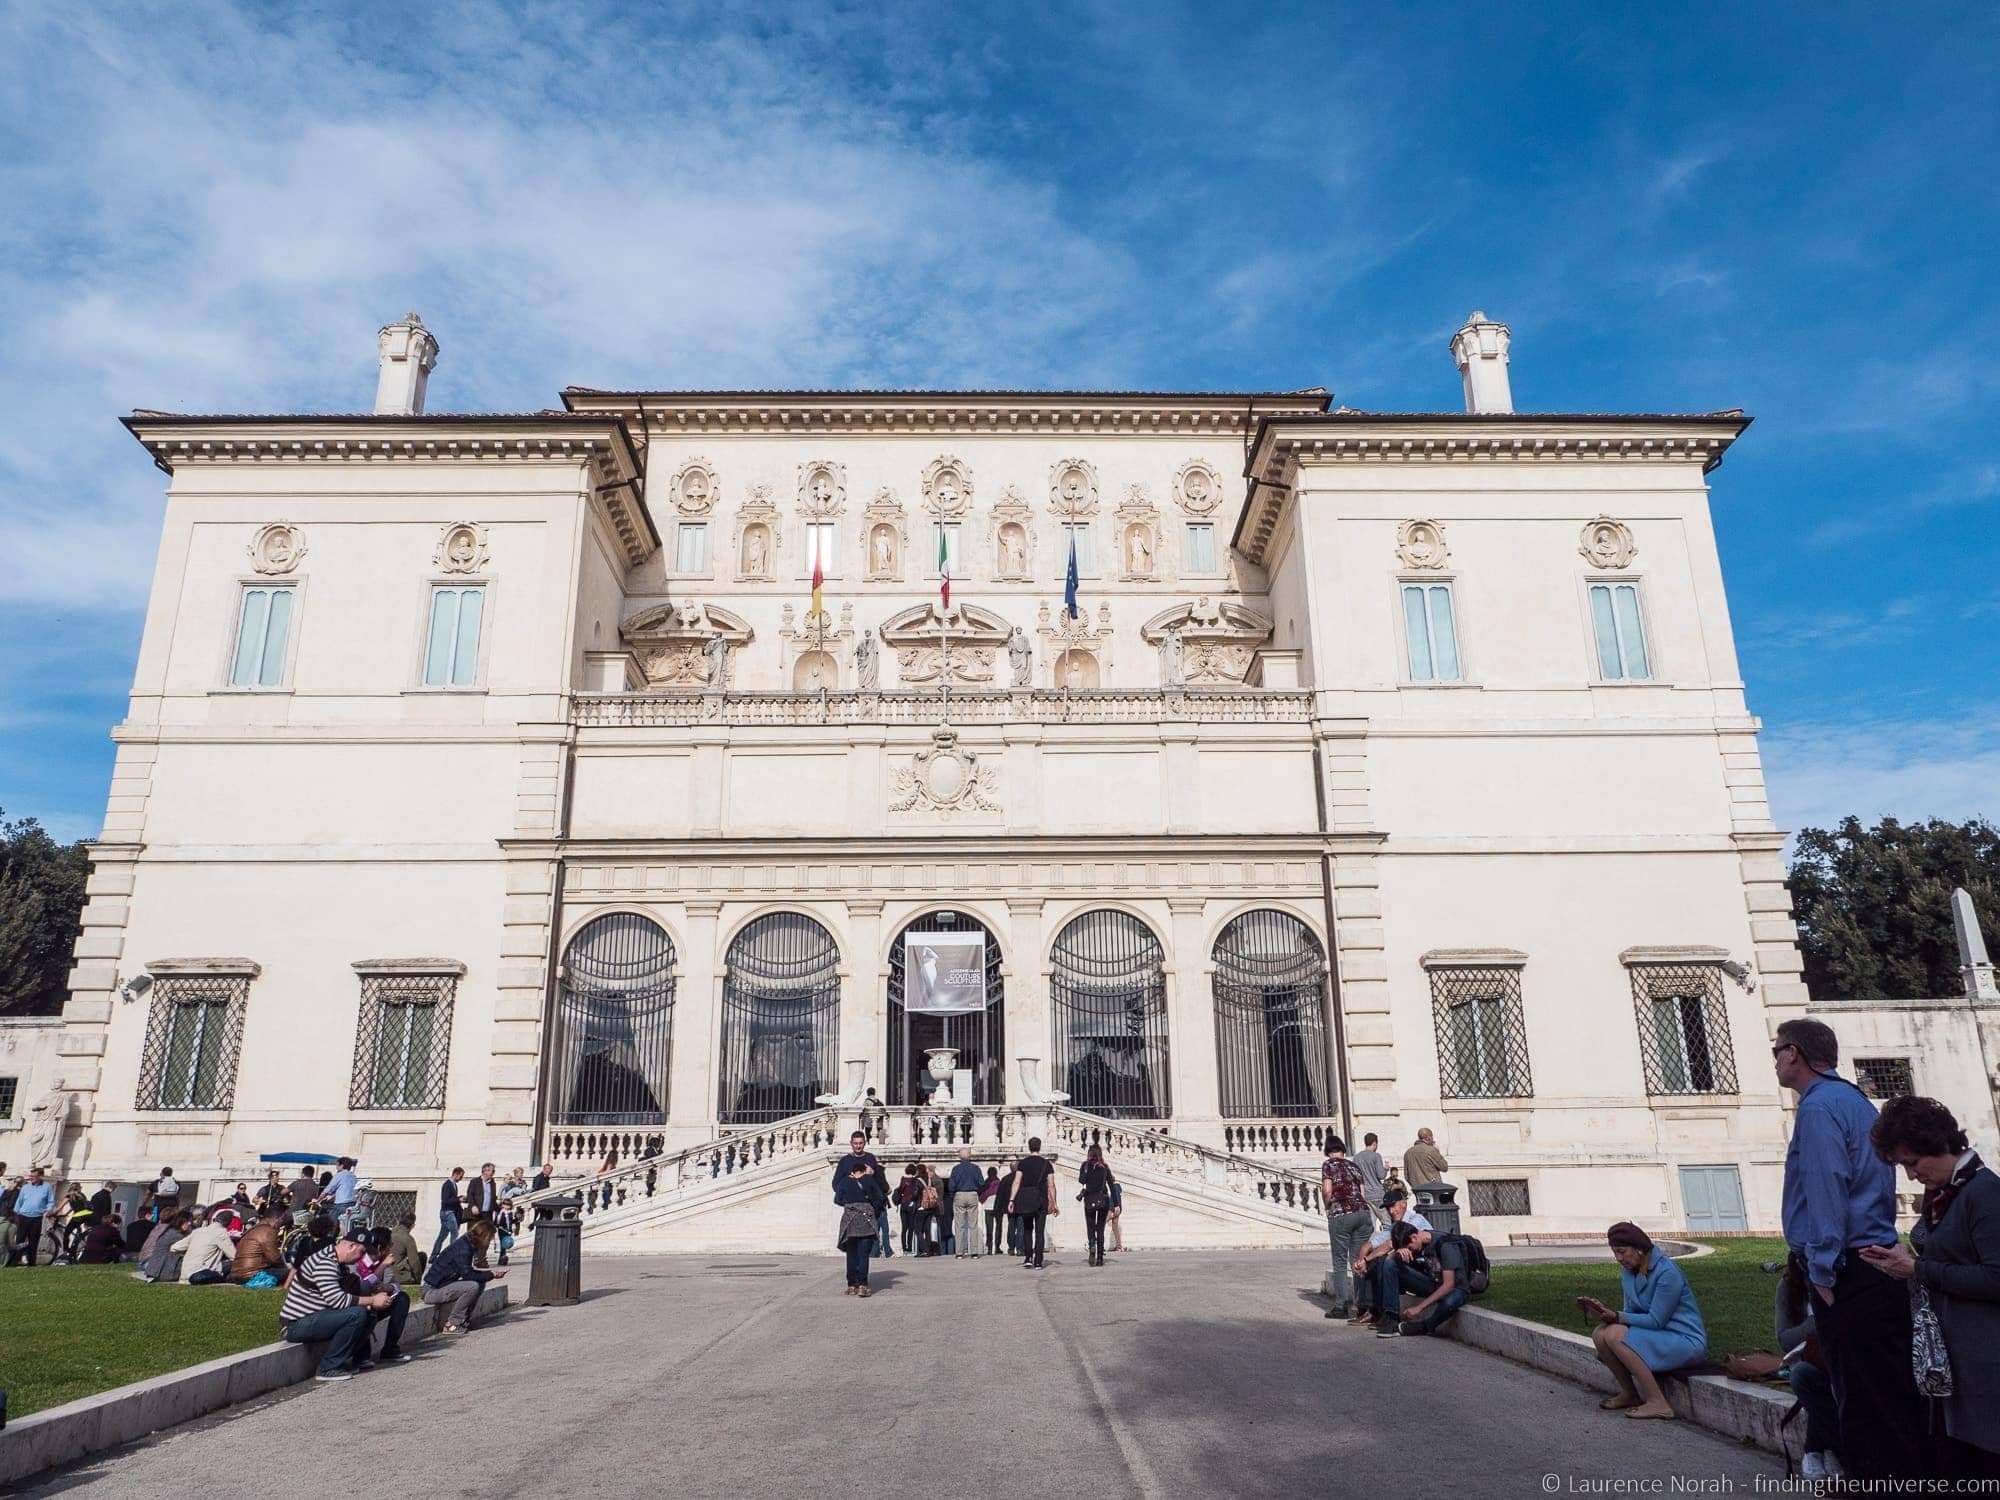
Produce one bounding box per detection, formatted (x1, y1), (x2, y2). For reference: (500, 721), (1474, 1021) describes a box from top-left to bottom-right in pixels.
(43, 314), (1831, 1246)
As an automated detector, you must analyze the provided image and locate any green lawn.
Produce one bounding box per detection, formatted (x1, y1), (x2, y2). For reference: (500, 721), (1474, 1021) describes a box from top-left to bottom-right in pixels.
(1478, 1237), (1788, 1361)
(0, 1265), (288, 1418)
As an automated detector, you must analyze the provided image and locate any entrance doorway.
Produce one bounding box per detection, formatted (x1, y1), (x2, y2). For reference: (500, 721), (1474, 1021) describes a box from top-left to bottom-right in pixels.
(887, 911), (1005, 1105)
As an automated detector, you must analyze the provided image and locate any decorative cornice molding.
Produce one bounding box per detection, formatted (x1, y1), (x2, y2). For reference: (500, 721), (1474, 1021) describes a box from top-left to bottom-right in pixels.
(562, 389), (1329, 437)
(1618, 944), (1730, 966)
(351, 957), (468, 976)
(1420, 947), (1529, 969)
(146, 957), (263, 977)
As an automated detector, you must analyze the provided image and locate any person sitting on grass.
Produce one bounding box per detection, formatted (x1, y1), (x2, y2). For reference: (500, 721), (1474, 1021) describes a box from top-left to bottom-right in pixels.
(279, 1229), (408, 1382)
(385, 1211), (425, 1286)
(79, 1210), (126, 1263)
(1384, 1220), (1472, 1337)
(1577, 1222), (1706, 1421)
(422, 1217), (505, 1333)
(228, 1209), (288, 1284)
(139, 1210), (192, 1280)
(172, 1204), (236, 1284)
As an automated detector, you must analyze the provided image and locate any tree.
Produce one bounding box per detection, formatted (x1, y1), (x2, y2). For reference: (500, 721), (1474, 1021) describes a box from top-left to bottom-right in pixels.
(0, 809), (90, 1015)
(1788, 817), (2000, 1001)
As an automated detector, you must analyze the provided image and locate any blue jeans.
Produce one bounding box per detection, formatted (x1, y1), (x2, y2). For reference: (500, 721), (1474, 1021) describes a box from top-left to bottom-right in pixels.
(1790, 1357), (1840, 1456)
(431, 1211), (458, 1257)
(843, 1237), (872, 1286)
(283, 1305), (373, 1376)
(875, 1207), (894, 1258)
(1370, 1255), (1438, 1322)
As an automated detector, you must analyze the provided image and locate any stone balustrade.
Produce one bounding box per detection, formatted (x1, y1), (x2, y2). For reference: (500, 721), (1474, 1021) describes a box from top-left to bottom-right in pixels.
(1221, 1120), (1334, 1158)
(572, 687), (1315, 728)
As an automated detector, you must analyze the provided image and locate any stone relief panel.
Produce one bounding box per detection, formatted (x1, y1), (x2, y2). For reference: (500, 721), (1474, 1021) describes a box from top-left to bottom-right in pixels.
(1049, 458), (1099, 519)
(433, 521), (489, 575)
(1579, 516), (1638, 569)
(889, 726), (1001, 821)
(780, 600), (855, 689)
(1175, 459), (1224, 518)
(921, 456), (972, 518)
(1395, 518), (1451, 571)
(248, 523), (306, 575)
(880, 600), (1010, 687)
(861, 487), (907, 582)
(1141, 596), (1272, 686)
(1037, 599), (1114, 689)
(621, 600), (754, 688)
(669, 458), (719, 517)
(989, 484), (1036, 581)
(733, 483), (782, 581)
(1114, 482), (1162, 582)
(798, 460), (847, 519)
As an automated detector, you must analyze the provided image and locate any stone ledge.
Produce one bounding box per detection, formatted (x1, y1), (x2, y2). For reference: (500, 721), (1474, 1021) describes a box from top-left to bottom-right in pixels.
(0, 1283), (510, 1489)
(1436, 1305), (1798, 1458)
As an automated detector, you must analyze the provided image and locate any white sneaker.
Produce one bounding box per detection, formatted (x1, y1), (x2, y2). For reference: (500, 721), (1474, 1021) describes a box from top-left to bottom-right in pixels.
(1800, 1453), (1825, 1480)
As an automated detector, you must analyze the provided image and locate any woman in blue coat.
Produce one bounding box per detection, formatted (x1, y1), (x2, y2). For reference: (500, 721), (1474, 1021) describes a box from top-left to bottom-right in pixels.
(1577, 1221), (1707, 1420)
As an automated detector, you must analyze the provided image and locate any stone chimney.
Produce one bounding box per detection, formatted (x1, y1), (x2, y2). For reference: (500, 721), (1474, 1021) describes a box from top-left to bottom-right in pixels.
(1449, 310), (1513, 414)
(373, 312), (440, 415)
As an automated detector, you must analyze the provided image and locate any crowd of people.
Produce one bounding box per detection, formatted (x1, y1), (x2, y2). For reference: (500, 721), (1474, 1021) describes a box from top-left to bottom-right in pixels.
(829, 1134), (1122, 1293)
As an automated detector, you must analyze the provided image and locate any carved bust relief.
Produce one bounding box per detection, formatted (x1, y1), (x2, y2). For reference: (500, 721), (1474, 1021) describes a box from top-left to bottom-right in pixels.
(922, 457), (972, 518)
(248, 523), (305, 575)
(1579, 516), (1638, 569)
(1050, 458), (1099, 518)
(670, 459), (718, 517)
(1176, 460), (1223, 517)
(1395, 518), (1451, 571)
(798, 461), (847, 518)
(434, 521), (489, 575)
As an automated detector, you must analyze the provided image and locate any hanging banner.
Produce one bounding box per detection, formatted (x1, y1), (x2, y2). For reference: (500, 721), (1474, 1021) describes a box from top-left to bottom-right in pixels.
(905, 932), (987, 1015)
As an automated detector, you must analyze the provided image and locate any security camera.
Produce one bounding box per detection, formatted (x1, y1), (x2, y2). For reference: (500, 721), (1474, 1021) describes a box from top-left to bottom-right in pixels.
(120, 973), (154, 1003)
(1719, 959), (1757, 993)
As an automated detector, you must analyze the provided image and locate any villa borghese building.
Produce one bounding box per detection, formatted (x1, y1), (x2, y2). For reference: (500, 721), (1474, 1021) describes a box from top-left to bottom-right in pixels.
(44, 312), (1813, 1249)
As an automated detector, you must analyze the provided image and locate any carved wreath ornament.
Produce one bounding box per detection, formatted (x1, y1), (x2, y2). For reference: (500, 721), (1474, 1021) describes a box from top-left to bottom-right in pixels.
(889, 727), (1000, 816)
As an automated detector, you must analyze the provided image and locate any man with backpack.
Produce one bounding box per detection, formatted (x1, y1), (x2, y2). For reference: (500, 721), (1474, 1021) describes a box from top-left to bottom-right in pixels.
(1381, 1219), (1487, 1337)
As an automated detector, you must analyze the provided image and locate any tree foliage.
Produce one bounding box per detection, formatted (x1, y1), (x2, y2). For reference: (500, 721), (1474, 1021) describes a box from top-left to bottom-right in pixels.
(0, 809), (89, 1015)
(1788, 817), (2000, 1001)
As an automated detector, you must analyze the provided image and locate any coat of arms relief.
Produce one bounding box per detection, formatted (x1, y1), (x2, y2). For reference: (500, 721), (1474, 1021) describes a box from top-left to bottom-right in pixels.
(889, 726), (1002, 819)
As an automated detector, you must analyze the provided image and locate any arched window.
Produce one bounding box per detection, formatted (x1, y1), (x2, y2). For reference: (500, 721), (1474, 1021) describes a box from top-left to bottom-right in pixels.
(1212, 910), (1334, 1119)
(1050, 910), (1169, 1119)
(887, 910), (1006, 1105)
(719, 912), (841, 1124)
(549, 913), (676, 1126)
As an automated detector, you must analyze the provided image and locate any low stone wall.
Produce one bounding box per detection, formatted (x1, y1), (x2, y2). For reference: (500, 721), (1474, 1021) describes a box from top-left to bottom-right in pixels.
(0, 1283), (510, 1489)
(1438, 1305), (1799, 1459)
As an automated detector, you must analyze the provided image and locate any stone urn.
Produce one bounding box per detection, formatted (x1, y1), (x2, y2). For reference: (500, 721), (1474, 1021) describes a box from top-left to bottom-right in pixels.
(924, 1046), (961, 1105)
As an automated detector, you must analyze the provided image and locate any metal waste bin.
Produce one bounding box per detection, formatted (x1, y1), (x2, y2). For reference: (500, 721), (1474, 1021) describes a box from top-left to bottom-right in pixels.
(1412, 1181), (1460, 1237)
(528, 1194), (584, 1307)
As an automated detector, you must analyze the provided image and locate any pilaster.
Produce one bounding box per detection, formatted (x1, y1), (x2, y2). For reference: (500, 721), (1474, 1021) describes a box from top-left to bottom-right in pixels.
(1331, 851), (1395, 1122)
(1167, 896), (1219, 1122)
(1005, 896), (1048, 1101)
(667, 900), (724, 1132)
(843, 900), (886, 1091)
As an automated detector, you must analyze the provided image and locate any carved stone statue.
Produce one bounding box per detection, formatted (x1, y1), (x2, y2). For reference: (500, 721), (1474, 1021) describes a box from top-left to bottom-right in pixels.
(855, 632), (879, 691)
(872, 527), (894, 574)
(1008, 627), (1032, 687)
(744, 528), (768, 575)
(28, 1087), (71, 1168)
(1162, 627), (1185, 688)
(703, 633), (728, 690)
(999, 526), (1024, 576)
(1129, 527), (1152, 573)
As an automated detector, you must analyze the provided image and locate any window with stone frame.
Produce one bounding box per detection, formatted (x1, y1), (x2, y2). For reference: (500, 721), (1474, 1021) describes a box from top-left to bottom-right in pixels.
(135, 964), (256, 1111)
(0, 1075), (17, 1118)
(1468, 1178), (1532, 1217)
(1854, 1056), (1915, 1100)
(349, 962), (461, 1110)
(1627, 960), (1738, 1095)
(1426, 956), (1534, 1099)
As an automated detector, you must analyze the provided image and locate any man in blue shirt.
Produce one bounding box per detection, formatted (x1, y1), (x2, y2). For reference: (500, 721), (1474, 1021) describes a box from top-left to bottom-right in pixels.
(948, 1146), (987, 1259)
(1776, 1017), (1922, 1482)
(10, 1167), (57, 1265)
(327, 1156), (359, 1232)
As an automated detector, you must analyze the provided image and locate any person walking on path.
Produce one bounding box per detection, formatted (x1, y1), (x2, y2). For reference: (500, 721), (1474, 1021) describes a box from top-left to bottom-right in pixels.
(1775, 1017), (1924, 1482)
(1864, 1095), (2000, 1480)
(1402, 1128), (1448, 1189)
(1578, 1222), (1706, 1420)
(1078, 1144), (1116, 1266)
(434, 1167), (465, 1257)
(949, 1147), (986, 1258)
(423, 1219), (505, 1332)
(1353, 1132), (1389, 1228)
(895, 1164), (922, 1253)
(993, 1155), (1020, 1255)
(1009, 1138), (1056, 1269)
(835, 1158), (882, 1295)
(1320, 1135), (1374, 1320)
(980, 1166), (1003, 1253)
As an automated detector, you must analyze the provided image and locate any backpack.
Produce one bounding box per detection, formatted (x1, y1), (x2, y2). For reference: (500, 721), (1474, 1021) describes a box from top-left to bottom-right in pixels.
(1447, 1232), (1492, 1295)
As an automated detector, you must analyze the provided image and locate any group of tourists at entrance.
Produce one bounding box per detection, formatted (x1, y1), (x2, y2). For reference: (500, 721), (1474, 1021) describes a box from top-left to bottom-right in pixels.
(830, 1131), (1123, 1294)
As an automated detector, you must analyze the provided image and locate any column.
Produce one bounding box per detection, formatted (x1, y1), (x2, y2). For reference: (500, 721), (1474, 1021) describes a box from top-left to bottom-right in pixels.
(666, 900), (722, 1145)
(1166, 896), (1219, 1134)
(1005, 897), (1048, 1107)
(844, 900), (886, 1097)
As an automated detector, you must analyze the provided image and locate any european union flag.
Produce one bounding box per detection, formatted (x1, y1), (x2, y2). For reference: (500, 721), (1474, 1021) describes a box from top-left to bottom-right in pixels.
(1064, 531), (1079, 619)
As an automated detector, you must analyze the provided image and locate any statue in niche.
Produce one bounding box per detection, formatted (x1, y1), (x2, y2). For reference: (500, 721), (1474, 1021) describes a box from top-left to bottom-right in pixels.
(1060, 651), (1093, 690)
(856, 633), (879, 691)
(999, 525), (1025, 576)
(743, 527), (769, 575)
(1161, 626), (1185, 688)
(796, 650), (835, 691)
(872, 526), (895, 575)
(704, 634), (728, 689)
(1008, 627), (1032, 687)
(1128, 527), (1153, 574)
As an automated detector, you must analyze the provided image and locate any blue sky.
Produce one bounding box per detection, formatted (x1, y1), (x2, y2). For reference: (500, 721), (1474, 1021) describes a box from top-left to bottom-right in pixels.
(1, 3), (1995, 842)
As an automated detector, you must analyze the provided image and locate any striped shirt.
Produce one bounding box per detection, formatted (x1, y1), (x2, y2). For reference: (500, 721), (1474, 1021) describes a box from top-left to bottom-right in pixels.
(279, 1246), (356, 1326)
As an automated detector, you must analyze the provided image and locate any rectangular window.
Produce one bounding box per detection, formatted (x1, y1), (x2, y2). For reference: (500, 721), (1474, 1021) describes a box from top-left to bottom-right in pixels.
(1589, 582), (1651, 680)
(1061, 522), (1094, 575)
(1403, 583), (1461, 682)
(230, 586), (295, 687)
(1468, 1179), (1532, 1217)
(1629, 962), (1738, 1095)
(350, 969), (457, 1110)
(0, 1075), (16, 1117)
(1185, 523), (1216, 573)
(1854, 1057), (1915, 1099)
(806, 521), (837, 574)
(932, 521), (963, 576)
(423, 586), (485, 687)
(136, 972), (251, 1111)
(1426, 963), (1533, 1098)
(675, 522), (708, 573)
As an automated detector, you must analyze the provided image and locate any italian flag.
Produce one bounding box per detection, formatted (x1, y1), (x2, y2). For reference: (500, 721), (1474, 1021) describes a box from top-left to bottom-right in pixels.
(937, 526), (951, 609)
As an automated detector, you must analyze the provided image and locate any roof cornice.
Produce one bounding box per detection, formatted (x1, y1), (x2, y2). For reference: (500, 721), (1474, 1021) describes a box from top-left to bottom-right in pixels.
(1232, 411), (1752, 563)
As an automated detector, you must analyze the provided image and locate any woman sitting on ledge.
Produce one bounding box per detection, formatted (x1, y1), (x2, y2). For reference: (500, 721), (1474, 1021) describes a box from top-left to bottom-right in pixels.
(1578, 1222), (1707, 1421)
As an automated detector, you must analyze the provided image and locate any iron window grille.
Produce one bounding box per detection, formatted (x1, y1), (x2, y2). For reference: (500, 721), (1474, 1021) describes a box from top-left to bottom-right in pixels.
(887, 911), (1006, 1105)
(0, 1076), (16, 1117)
(1427, 964), (1534, 1099)
(1212, 909), (1335, 1119)
(349, 969), (459, 1110)
(1051, 910), (1171, 1119)
(1854, 1057), (1915, 1100)
(1468, 1178), (1532, 1217)
(719, 912), (841, 1124)
(367, 1189), (417, 1232)
(1628, 962), (1738, 1096)
(136, 972), (251, 1111)
(549, 914), (677, 1127)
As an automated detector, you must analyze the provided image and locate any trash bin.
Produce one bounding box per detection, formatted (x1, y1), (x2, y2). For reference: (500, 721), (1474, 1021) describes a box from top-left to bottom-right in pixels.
(1412, 1181), (1460, 1237)
(528, 1194), (584, 1307)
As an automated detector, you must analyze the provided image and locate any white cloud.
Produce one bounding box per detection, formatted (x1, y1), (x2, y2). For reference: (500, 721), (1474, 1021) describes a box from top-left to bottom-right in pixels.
(1761, 709), (2000, 836)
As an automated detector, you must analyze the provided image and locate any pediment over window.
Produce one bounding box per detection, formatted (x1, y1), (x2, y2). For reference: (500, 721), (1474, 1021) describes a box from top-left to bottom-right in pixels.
(1138, 597), (1272, 647)
(878, 601), (1013, 651)
(619, 600), (755, 648)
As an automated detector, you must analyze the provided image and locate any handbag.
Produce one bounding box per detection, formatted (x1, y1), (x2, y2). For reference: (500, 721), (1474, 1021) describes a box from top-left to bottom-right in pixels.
(1910, 1281), (1953, 1397)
